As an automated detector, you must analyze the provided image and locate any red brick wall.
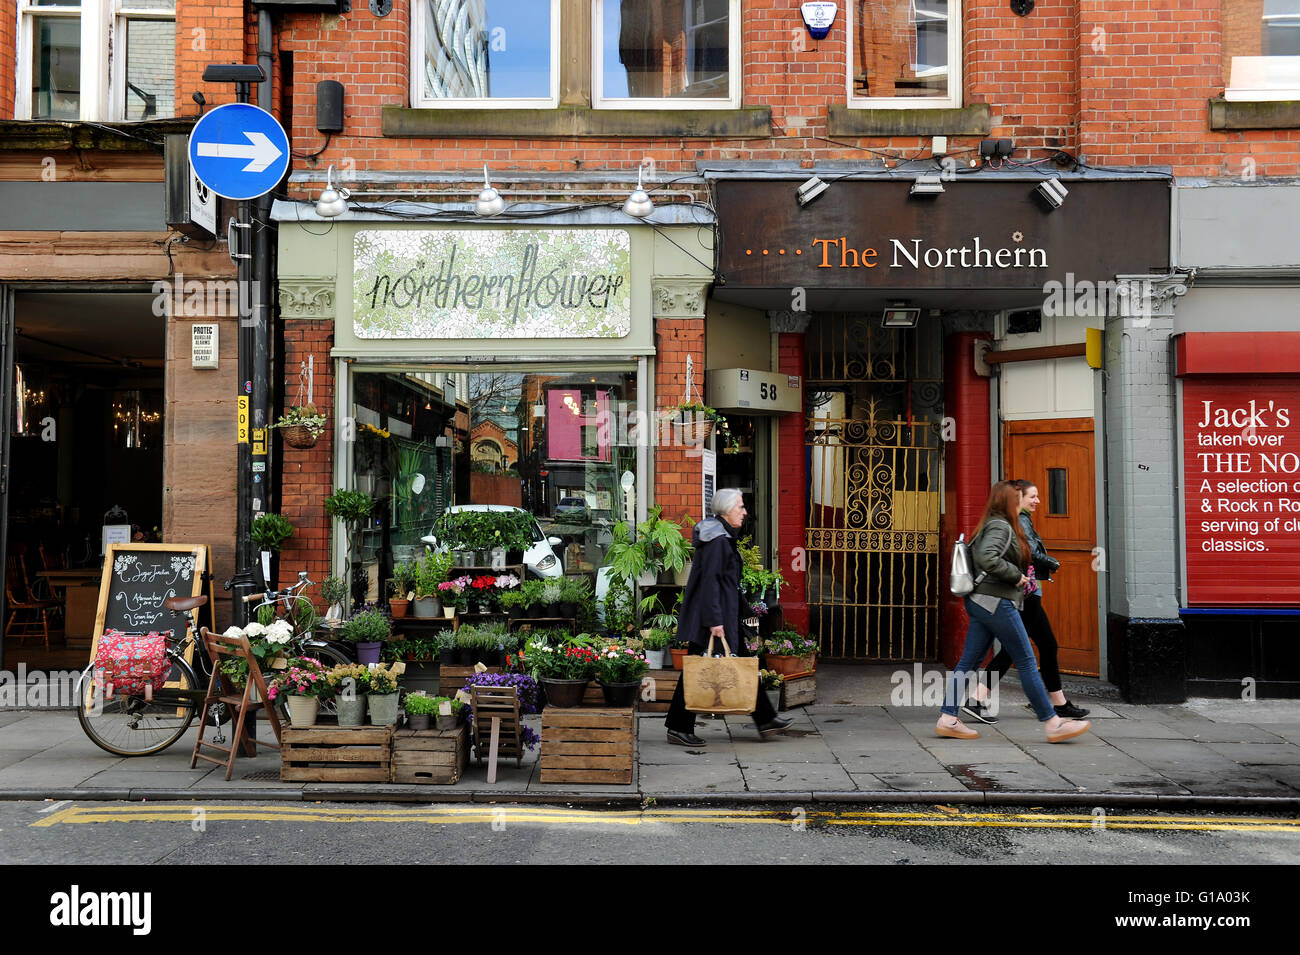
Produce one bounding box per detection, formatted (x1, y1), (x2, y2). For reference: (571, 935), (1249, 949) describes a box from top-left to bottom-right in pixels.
(776, 331), (808, 633)
(654, 317), (705, 526)
(277, 319), (335, 607)
(175, 0), (253, 114)
(266, 1), (1299, 188)
(940, 332), (993, 667)
(1223, 0), (1265, 85)
(0, 5), (15, 120)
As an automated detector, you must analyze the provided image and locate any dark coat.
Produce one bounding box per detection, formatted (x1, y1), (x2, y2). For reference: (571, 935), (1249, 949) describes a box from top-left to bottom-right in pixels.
(1019, 511), (1060, 580)
(676, 517), (742, 653)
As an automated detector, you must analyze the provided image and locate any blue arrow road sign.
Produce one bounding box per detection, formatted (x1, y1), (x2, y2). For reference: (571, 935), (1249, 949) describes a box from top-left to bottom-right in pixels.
(189, 103), (290, 201)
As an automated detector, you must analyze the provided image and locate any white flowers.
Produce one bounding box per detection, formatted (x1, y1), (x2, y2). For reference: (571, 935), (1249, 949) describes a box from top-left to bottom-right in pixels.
(224, 619), (294, 645)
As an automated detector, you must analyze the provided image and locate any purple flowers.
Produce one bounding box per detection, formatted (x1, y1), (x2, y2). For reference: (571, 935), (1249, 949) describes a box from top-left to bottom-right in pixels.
(462, 672), (541, 714)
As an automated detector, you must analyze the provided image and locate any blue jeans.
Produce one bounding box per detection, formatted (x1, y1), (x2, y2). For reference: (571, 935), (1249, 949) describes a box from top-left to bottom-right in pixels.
(941, 597), (1057, 722)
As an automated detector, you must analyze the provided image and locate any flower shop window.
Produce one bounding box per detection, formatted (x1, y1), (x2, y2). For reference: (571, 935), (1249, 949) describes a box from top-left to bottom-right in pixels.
(348, 366), (639, 595)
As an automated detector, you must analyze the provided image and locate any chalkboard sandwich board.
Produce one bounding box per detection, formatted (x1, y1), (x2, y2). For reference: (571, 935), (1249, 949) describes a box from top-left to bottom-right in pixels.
(89, 543), (213, 664)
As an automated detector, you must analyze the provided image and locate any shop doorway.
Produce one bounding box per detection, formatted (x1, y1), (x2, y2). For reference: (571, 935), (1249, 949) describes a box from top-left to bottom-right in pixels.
(1004, 418), (1099, 675)
(805, 317), (944, 659)
(2, 290), (164, 670)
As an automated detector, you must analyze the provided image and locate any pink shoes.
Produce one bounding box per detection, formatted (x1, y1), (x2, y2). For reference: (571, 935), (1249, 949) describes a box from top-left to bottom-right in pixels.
(935, 717), (979, 740)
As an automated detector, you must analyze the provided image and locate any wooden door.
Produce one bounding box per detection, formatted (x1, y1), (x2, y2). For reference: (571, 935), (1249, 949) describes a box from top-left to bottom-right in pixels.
(1004, 419), (1099, 676)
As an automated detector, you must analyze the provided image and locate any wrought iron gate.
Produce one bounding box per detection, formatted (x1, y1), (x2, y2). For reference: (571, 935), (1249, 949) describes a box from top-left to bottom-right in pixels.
(806, 318), (943, 660)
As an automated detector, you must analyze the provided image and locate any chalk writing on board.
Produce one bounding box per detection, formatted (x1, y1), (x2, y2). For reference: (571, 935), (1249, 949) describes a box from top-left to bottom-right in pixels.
(112, 554), (195, 587)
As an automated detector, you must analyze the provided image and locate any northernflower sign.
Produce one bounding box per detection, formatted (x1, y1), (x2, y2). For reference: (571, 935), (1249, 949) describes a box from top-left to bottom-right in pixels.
(353, 229), (631, 339)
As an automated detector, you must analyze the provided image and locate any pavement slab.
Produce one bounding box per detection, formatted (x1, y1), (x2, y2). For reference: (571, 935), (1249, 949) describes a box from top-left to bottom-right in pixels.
(1204, 742), (1300, 765)
(740, 762), (857, 792)
(836, 749), (950, 774)
(875, 771), (962, 791)
(640, 762), (747, 793)
(946, 762), (1075, 792)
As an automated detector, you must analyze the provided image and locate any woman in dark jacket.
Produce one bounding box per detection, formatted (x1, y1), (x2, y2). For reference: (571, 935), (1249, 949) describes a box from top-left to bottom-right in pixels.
(936, 481), (1091, 744)
(664, 488), (792, 746)
(962, 479), (1089, 723)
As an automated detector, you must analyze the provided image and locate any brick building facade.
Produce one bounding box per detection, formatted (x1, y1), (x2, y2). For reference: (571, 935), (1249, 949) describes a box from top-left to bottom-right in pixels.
(4, 1), (1298, 696)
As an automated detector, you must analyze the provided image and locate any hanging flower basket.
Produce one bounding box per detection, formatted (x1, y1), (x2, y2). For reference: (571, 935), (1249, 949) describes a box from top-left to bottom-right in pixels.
(672, 412), (716, 445)
(280, 424), (320, 449)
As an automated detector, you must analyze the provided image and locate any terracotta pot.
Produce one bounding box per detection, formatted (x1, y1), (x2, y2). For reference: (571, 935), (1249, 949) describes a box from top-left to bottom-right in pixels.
(764, 653), (816, 677)
(389, 598), (410, 618)
(669, 648), (688, 670)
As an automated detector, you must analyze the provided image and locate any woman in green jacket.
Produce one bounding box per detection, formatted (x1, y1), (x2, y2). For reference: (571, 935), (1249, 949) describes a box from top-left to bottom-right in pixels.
(936, 481), (1092, 743)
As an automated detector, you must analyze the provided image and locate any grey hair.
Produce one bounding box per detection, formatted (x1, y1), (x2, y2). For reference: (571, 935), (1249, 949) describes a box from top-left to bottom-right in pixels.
(711, 488), (744, 517)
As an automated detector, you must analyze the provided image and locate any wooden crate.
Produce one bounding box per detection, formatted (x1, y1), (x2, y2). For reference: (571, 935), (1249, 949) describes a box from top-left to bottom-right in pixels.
(641, 670), (679, 713)
(439, 665), (501, 697)
(540, 707), (635, 785)
(391, 724), (468, 785)
(781, 673), (816, 709)
(280, 721), (393, 783)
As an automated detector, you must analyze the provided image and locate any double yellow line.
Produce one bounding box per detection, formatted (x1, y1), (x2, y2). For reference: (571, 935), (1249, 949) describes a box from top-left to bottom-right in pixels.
(30, 804), (1300, 833)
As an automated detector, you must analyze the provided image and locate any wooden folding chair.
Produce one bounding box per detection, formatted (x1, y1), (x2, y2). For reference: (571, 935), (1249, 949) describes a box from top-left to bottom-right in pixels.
(470, 684), (522, 784)
(190, 627), (282, 780)
(5, 555), (57, 649)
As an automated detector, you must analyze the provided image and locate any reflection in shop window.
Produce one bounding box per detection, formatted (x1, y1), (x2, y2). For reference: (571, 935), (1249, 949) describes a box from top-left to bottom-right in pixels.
(349, 368), (637, 602)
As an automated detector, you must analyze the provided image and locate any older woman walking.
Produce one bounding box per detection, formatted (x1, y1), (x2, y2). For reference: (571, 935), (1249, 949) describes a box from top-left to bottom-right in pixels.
(664, 488), (793, 746)
(936, 481), (1091, 743)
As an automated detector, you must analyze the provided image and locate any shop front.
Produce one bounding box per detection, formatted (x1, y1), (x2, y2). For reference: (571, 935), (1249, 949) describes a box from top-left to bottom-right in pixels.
(271, 204), (716, 602)
(709, 169), (1173, 674)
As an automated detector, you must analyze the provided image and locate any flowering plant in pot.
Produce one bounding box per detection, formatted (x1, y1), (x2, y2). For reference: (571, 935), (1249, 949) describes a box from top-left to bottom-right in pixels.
(469, 574), (499, 613)
(430, 695), (466, 731)
(413, 549), (453, 617)
(364, 663), (402, 726)
(461, 672), (541, 750)
(668, 639), (691, 670)
(528, 639), (599, 708)
(595, 644), (649, 706)
(267, 659), (332, 728)
(760, 631), (819, 676)
(325, 663), (370, 725)
(270, 403), (327, 449)
(437, 576), (471, 616)
(759, 669), (785, 713)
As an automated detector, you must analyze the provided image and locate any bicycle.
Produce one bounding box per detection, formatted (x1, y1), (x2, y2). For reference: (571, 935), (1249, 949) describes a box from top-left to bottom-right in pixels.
(76, 594), (211, 757)
(242, 571), (353, 670)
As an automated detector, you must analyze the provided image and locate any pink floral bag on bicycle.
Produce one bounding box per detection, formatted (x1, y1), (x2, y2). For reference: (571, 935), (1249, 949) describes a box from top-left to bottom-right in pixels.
(94, 630), (169, 696)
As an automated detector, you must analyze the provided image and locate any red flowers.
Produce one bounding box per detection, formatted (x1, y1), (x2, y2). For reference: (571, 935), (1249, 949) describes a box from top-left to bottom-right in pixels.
(471, 575), (497, 590)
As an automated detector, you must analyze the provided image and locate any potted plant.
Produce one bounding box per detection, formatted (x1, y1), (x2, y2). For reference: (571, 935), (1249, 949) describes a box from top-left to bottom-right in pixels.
(270, 403), (327, 449)
(528, 637), (599, 708)
(267, 659), (332, 728)
(760, 669), (785, 714)
(669, 638), (691, 670)
(666, 400), (733, 447)
(365, 663), (401, 726)
(434, 629), (457, 665)
(761, 631), (819, 677)
(320, 575), (348, 623)
(250, 512), (294, 586)
(642, 628), (671, 669)
(558, 576), (590, 619)
(456, 627), (498, 666)
(389, 560), (418, 617)
(340, 606), (392, 665)
(324, 488), (375, 609)
(324, 663), (370, 726)
(469, 574), (499, 613)
(413, 549), (453, 617)
(539, 579), (564, 617)
(602, 576), (639, 638)
(403, 691), (438, 731)
(519, 578), (546, 618)
(595, 644), (649, 706)
(498, 589), (526, 620)
(433, 696), (466, 731)
(437, 576), (470, 618)
(636, 506), (693, 584)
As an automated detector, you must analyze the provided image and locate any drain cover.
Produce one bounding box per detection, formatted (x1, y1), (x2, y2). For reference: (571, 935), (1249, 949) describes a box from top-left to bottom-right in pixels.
(241, 770), (280, 781)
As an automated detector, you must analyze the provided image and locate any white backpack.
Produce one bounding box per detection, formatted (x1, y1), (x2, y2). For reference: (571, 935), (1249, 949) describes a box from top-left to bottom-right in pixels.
(949, 533), (987, 596)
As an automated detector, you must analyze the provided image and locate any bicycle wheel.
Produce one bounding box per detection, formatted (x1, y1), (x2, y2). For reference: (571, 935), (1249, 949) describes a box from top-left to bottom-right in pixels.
(76, 658), (200, 757)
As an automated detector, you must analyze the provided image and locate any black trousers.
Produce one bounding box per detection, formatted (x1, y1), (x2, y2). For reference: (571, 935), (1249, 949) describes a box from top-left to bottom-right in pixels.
(664, 639), (777, 733)
(984, 593), (1062, 694)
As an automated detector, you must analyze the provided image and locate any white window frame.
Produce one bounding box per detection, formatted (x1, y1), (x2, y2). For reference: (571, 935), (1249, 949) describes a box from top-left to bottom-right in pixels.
(410, 0), (560, 109)
(16, 0), (175, 121)
(1225, 2), (1300, 101)
(592, 0), (742, 109)
(846, 0), (962, 110)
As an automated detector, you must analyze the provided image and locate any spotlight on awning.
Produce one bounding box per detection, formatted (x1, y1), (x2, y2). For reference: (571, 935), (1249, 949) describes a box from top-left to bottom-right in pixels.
(882, 304), (921, 328)
(909, 175), (945, 197)
(796, 175), (829, 207)
(1035, 177), (1068, 210)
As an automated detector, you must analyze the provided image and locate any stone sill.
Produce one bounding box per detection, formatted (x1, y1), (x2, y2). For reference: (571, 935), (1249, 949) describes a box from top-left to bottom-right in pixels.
(827, 104), (991, 137)
(1208, 98), (1300, 130)
(0, 118), (194, 151)
(381, 106), (772, 139)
